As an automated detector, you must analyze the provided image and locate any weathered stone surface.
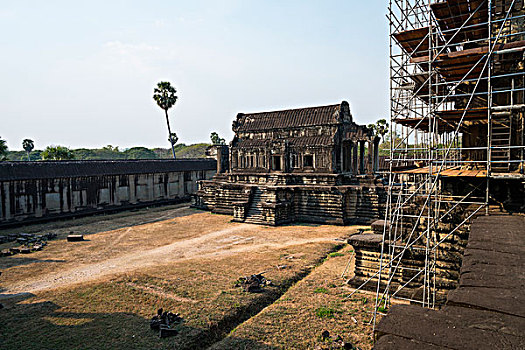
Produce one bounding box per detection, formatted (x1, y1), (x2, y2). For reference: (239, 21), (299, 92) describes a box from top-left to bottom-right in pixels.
(347, 234), (382, 248)
(349, 197), (473, 301)
(459, 265), (525, 289)
(197, 179), (386, 226)
(374, 334), (448, 349)
(149, 308), (183, 338)
(375, 305), (525, 350)
(67, 235), (84, 242)
(195, 101), (386, 226)
(0, 160), (216, 226)
(159, 326), (178, 338)
(375, 215), (525, 350)
(441, 305), (525, 338)
(371, 220), (386, 234)
(447, 286), (525, 318)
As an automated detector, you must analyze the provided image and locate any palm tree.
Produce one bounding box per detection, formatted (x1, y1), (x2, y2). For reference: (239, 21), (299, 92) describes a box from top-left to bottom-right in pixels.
(153, 82), (178, 159)
(0, 136), (7, 161)
(210, 132), (225, 145)
(169, 132), (178, 147)
(375, 119), (389, 142)
(22, 139), (34, 161)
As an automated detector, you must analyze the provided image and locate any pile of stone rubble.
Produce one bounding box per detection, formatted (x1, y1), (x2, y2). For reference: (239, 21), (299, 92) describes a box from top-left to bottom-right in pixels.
(235, 273), (273, 292)
(0, 232), (57, 256)
(150, 308), (184, 338)
(315, 330), (359, 350)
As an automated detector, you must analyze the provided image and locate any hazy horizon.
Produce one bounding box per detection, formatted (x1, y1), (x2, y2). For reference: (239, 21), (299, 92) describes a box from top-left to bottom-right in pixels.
(1, 1), (388, 151)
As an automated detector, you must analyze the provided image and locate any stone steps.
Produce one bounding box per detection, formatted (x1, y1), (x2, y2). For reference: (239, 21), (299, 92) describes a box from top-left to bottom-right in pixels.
(196, 180), (387, 226)
(245, 187), (271, 224)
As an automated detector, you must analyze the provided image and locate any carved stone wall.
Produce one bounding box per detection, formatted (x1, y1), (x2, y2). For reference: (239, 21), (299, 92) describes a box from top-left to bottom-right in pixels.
(0, 160), (216, 226)
(194, 176), (386, 226)
(348, 198), (476, 304)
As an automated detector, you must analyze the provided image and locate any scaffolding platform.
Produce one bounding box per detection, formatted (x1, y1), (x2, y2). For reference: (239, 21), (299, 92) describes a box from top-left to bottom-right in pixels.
(394, 166), (487, 177)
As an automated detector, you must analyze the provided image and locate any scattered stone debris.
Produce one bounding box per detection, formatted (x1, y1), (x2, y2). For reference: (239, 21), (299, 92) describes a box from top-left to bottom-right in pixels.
(67, 234), (84, 242)
(0, 232), (57, 257)
(276, 264), (288, 270)
(150, 308), (183, 338)
(283, 253), (306, 261)
(235, 273), (273, 292)
(20, 247), (31, 254)
(317, 330), (359, 350)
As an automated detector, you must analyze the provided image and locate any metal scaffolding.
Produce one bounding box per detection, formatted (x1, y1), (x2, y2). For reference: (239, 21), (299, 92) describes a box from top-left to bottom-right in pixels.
(366, 0), (525, 326)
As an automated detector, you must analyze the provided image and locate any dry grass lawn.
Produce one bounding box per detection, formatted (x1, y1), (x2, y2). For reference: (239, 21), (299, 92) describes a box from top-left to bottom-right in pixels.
(210, 245), (378, 350)
(0, 205), (372, 349)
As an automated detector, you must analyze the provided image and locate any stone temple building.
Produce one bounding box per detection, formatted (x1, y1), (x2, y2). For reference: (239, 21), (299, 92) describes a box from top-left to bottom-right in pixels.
(194, 101), (386, 225)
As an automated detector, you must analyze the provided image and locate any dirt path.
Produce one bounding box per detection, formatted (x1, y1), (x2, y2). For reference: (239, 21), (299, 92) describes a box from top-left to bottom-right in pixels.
(1, 223), (337, 298)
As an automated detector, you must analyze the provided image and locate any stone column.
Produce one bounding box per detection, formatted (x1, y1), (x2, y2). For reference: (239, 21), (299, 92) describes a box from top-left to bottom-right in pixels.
(340, 143), (344, 173)
(331, 147), (338, 173)
(180, 172), (186, 195)
(230, 150), (237, 170)
(265, 148), (269, 172)
(2, 182), (11, 220)
(374, 137), (380, 173)
(147, 174), (154, 201)
(216, 145), (229, 174)
(359, 140), (365, 174)
(228, 146), (233, 173)
(352, 142), (358, 175)
(367, 140), (373, 175)
(129, 175), (137, 204)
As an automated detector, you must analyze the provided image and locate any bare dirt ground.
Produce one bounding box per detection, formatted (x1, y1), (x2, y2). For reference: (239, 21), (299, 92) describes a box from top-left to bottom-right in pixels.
(1, 206), (348, 297)
(0, 205), (372, 349)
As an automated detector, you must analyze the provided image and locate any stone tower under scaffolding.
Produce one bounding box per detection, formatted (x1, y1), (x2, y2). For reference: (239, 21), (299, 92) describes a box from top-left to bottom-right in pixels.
(349, 0), (525, 311)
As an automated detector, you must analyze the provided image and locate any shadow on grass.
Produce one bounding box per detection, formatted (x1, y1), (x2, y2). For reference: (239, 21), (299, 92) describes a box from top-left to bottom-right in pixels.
(0, 204), (198, 238)
(0, 293), (280, 350)
(0, 257), (66, 269)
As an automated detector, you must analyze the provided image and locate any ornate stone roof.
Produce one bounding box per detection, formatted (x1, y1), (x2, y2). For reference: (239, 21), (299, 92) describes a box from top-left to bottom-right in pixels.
(236, 136), (334, 148)
(0, 159), (216, 181)
(236, 139), (269, 148)
(234, 102), (350, 132)
(289, 136), (334, 146)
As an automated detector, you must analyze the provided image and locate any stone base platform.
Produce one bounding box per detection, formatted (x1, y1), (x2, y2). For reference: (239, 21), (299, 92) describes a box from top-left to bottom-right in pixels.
(194, 174), (386, 226)
(374, 215), (525, 349)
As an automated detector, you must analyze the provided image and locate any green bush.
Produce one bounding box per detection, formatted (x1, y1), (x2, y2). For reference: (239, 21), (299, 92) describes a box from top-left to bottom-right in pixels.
(315, 306), (340, 318)
(328, 252), (345, 258)
(314, 287), (329, 294)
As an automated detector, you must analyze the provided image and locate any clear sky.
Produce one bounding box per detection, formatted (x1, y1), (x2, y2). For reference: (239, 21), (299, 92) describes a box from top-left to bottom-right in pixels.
(0, 1), (389, 151)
